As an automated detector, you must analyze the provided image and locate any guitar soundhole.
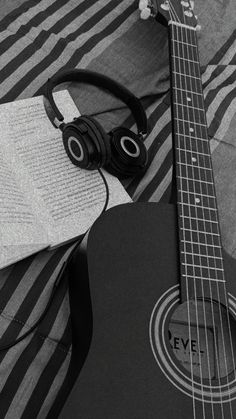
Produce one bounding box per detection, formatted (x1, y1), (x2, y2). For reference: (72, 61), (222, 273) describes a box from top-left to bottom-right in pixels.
(169, 300), (236, 381)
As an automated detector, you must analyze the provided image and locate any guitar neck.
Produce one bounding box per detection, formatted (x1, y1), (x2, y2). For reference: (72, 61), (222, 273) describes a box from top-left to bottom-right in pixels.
(169, 22), (226, 304)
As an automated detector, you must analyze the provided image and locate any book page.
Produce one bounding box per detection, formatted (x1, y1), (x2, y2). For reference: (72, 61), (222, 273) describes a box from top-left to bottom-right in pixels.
(0, 127), (49, 248)
(1, 91), (131, 247)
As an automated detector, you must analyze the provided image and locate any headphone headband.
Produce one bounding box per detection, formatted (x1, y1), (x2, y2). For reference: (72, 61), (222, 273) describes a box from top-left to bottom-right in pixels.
(45, 69), (147, 136)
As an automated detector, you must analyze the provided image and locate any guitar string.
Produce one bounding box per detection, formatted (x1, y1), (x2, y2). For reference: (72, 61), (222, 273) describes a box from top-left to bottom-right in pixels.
(168, 4), (196, 418)
(189, 23), (233, 418)
(185, 18), (233, 417)
(181, 11), (223, 416)
(192, 25), (236, 416)
(181, 18), (223, 418)
(158, 1), (235, 416)
(178, 13), (216, 417)
(171, 8), (207, 417)
(179, 9), (214, 412)
(170, 5), (235, 416)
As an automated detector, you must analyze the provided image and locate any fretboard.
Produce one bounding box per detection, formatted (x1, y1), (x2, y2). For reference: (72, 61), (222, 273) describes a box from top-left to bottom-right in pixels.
(169, 22), (226, 304)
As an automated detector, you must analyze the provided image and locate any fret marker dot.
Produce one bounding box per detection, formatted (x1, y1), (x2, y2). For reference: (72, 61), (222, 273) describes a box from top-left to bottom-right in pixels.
(189, 127), (194, 132)
(192, 157), (197, 162)
(187, 97), (191, 102)
(195, 197), (200, 203)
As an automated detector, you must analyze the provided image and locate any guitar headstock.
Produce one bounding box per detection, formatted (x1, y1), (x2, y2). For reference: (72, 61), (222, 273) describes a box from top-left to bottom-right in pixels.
(138, 0), (199, 29)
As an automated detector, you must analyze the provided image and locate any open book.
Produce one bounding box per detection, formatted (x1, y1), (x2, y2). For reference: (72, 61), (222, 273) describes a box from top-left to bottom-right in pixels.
(0, 90), (132, 269)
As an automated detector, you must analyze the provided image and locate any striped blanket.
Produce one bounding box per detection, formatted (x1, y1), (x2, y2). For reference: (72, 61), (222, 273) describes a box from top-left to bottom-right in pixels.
(0, 0), (235, 417)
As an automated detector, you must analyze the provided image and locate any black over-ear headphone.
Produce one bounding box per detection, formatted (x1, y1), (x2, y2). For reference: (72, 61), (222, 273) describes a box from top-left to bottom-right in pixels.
(44, 69), (148, 178)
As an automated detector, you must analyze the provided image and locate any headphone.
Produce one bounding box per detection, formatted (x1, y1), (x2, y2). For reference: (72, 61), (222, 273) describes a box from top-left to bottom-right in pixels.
(43, 69), (148, 178)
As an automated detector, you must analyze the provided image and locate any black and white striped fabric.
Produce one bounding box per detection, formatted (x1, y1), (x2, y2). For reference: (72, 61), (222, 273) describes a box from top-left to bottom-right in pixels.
(0, 1), (235, 417)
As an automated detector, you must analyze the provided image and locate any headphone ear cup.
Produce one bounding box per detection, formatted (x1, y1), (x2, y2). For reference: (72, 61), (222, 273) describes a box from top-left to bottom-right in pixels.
(62, 116), (110, 170)
(62, 121), (95, 169)
(81, 116), (111, 167)
(105, 127), (148, 178)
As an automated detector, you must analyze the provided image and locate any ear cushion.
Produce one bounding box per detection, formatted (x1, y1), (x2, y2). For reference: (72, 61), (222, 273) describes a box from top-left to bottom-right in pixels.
(105, 127), (148, 178)
(78, 115), (111, 167)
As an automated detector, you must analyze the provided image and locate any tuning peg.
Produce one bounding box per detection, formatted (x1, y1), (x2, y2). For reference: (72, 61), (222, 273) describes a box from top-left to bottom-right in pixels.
(139, 0), (149, 10)
(139, 0), (157, 20)
(184, 9), (193, 17)
(140, 7), (152, 19)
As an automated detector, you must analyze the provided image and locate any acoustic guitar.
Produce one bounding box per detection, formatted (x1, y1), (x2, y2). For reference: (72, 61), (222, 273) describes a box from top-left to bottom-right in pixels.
(59, 1), (236, 418)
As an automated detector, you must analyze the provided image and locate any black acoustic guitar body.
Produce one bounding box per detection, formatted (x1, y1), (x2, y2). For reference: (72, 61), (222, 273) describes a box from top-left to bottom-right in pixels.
(60, 202), (236, 418)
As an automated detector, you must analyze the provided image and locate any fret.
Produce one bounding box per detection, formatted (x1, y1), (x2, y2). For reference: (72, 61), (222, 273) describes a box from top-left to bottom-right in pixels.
(178, 190), (216, 209)
(173, 102), (205, 112)
(179, 202), (218, 222)
(183, 240), (221, 248)
(171, 46), (198, 67)
(176, 149), (212, 170)
(182, 255), (223, 270)
(173, 86), (203, 96)
(179, 181), (215, 201)
(176, 135), (208, 142)
(181, 202), (217, 211)
(178, 176), (213, 185)
(174, 123), (208, 143)
(171, 55), (201, 81)
(175, 135), (209, 152)
(173, 71), (201, 81)
(175, 118), (207, 127)
(180, 215), (219, 231)
(173, 89), (204, 109)
(172, 74), (202, 95)
(178, 189), (214, 197)
(182, 263), (224, 279)
(184, 241), (222, 258)
(172, 39), (197, 48)
(182, 252), (223, 269)
(178, 178), (215, 198)
(175, 154), (213, 172)
(178, 193), (216, 211)
(177, 167), (213, 184)
(174, 117), (208, 137)
(175, 132), (208, 140)
(180, 228), (219, 237)
(179, 221), (219, 238)
(182, 263), (224, 271)
(182, 264), (224, 281)
(176, 147), (211, 158)
(182, 274), (225, 283)
(181, 251), (222, 261)
(180, 215), (217, 223)
(178, 163), (212, 172)
(180, 231), (221, 249)
(172, 56), (199, 64)
(175, 138), (209, 154)
(175, 131), (208, 142)
(173, 104), (206, 125)
(176, 136), (209, 150)
(182, 251), (223, 268)
(169, 21), (196, 31)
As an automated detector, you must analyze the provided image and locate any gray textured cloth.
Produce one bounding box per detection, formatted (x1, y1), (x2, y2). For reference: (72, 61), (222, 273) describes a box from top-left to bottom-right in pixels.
(0, 1), (235, 417)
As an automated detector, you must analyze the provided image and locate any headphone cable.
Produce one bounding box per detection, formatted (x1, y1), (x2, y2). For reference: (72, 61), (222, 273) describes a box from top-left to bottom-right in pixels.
(0, 169), (110, 351)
